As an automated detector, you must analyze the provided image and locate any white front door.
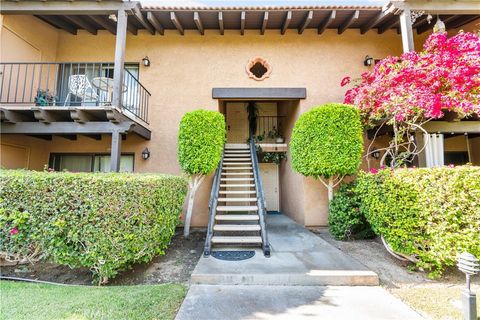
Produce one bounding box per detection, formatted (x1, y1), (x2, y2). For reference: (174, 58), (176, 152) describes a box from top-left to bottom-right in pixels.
(226, 102), (249, 143)
(259, 163), (280, 212)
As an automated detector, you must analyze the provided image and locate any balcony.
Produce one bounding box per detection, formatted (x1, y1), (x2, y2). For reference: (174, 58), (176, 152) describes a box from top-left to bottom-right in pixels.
(0, 62), (150, 124)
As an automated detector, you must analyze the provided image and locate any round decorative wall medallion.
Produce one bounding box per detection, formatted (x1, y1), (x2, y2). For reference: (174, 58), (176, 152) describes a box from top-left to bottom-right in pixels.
(246, 56), (272, 81)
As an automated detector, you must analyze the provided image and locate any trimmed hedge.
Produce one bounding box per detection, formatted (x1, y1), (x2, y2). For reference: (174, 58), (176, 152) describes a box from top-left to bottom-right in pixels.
(0, 170), (188, 283)
(178, 109), (225, 176)
(328, 182), (374, 241)
(290, 103), (363, 178)
(356, 166), (480, 278)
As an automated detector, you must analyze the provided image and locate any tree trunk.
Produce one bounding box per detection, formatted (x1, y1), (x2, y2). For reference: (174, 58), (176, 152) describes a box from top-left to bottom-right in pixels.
(327, 177), (334, 202)
(184, 175), (205, 238)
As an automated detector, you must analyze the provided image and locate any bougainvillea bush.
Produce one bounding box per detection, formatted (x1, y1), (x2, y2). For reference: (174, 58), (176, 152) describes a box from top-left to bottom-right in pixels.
(356, 166), (480, 278)
(343, 31), (480, 126)
(0, 170), (187, 284)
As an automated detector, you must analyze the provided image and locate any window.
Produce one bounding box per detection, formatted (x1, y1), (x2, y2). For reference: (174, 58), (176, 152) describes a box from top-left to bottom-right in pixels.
(49, 154), (134, 173)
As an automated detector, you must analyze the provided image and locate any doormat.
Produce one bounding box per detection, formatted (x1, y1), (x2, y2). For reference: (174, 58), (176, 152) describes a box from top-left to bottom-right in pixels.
(211, 250), (255, 261)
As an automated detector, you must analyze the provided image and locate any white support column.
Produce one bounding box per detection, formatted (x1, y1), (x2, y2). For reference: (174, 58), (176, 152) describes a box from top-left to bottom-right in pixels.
(110, 130), (122, 172)
(399, 8), (415, 52)
(112, 9), (127, 108)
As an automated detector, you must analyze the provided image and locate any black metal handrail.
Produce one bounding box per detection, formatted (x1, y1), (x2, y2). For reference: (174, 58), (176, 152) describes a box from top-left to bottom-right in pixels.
(250, 136), (271, 257)
(0, 62), (150, 123)
(204, 149), (225, 256)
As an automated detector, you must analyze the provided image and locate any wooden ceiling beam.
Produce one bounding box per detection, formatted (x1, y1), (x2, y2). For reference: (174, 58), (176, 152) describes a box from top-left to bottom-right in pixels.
(261, 11), (268, 35)
(361, 11), (390, 34)
(170, 12), (184, 35)
(37, 15), (77, 35)
(378, 16), (399, 34)
(318, 10), (336, 34)
(132, 5), (155, 35)
(298, 10), (313, 34)
(338, 10), (359, 34)
(193, 11), (204, 35)
(240, 11), (246, 35)
(126, 19), (138, 35)
(146, 12), (164, 35)
(218, 12), (224, 35)
(63, 15), (97, 35)
(88, 15), (116, 34)
(281, 11), (292, 35)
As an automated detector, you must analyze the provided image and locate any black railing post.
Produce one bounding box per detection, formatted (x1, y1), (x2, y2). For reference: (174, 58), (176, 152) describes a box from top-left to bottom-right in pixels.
(204, 149), (225, 256)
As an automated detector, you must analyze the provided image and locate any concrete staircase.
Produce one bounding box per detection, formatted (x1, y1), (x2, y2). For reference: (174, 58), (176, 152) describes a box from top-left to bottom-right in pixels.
(204, 143), (270, 256)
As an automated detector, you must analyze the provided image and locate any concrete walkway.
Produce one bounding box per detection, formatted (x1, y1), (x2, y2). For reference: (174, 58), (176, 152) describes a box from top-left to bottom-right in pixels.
(176, 214), (422, 320)
(191, 214), (378, 286)
(176, 285), (423, 320)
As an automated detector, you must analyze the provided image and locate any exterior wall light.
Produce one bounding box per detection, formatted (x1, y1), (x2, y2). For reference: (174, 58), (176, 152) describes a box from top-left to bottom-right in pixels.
(364, 55), (374, 67)
(434, 16), (446, 33)
(457, 252), (479, 320)
(371, 151), (381, 159)
(142, 148), (150, 160)
(142, 56), (151, 67)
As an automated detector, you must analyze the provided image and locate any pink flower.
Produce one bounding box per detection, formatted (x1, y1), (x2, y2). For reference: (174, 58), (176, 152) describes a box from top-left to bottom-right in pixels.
(448, 164), (455, 168)
(369, 168), (378, 174)
(340, 76), (351, 87)
(9, 228), (18, 235)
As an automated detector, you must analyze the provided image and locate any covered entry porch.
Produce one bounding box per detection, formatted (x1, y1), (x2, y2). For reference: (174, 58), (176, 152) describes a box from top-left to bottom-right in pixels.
(214, 87), (305, 214)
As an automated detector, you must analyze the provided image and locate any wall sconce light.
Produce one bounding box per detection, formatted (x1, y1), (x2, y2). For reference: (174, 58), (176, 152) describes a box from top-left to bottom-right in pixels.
(142, 147), (150, 160)
(364, 55), (374, 67)
(142, 56), (151, 67)
(434, 16), (446, 33)
(371, 151), (381, 159)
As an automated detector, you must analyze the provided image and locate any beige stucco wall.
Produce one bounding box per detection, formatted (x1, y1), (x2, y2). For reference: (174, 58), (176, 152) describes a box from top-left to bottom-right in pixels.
(3, 14), (475, 227)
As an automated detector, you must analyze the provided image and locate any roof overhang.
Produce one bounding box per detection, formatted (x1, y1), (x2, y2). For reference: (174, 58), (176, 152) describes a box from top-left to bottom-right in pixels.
(0, 0), (478, 36)
(212, 88), (306, 100)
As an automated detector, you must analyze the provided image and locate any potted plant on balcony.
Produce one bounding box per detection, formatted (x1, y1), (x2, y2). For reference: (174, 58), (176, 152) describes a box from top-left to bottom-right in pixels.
(34, 89), (56, 106)
(267, 126), (284, 143)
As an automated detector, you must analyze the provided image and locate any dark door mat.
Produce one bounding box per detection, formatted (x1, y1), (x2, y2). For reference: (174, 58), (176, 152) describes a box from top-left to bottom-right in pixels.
(211, 250), (255, 261)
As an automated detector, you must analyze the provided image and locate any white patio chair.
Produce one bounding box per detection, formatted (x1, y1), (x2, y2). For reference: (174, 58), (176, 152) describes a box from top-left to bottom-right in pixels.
(63, 74), (99, 106)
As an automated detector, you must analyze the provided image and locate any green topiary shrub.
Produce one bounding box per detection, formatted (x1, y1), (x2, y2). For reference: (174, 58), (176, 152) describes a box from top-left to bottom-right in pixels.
(328, 182), (374, 240)
(356, 166), (480, 278)
(290, 103), (363, 201)
(178, 109), (225, 237)
(0, 170), (188, 284)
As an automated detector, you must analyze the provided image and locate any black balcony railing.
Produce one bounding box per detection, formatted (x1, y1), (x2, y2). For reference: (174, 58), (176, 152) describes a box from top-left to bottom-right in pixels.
(0, 62), (150, 123)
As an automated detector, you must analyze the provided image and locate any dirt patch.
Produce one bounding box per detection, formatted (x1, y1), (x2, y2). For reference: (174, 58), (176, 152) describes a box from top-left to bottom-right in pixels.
(0, 229), (205, 286)
(310, 227), (480, 320)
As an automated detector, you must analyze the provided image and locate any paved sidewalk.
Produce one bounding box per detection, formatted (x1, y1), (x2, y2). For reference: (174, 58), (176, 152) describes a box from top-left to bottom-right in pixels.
(177, 214), (422, 319)
(192, 214), (378, 286)
(175, 285), (423, 320)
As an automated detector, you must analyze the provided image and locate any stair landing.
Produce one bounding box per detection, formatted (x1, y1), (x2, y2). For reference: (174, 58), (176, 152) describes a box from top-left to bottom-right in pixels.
(192, 214), (379, 286)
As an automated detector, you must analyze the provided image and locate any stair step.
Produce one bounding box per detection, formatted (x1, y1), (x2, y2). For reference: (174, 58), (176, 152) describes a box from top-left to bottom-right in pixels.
(218, 197), (257, 202)
(213, 224), (261, 231)
(222, 162), (252, 165)
(225, 144), (249, 149)
(216, 214), (259, 221)
(221, 178), (254, 181)
(224, 154), (251, 157)
(217, 205), (258, 211)
(225, 150), (251, 153)
(221, 172), (253, 176)
(211, 236), (262, 244)
(219, 190), (257, 194)
(224, 158), (251, 161)
(220, 184), (255, 187)
(222, 167), (253, 170)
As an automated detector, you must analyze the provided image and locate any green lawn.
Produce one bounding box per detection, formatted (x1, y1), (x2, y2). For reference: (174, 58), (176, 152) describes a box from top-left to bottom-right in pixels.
(0, 280), (187, 320)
